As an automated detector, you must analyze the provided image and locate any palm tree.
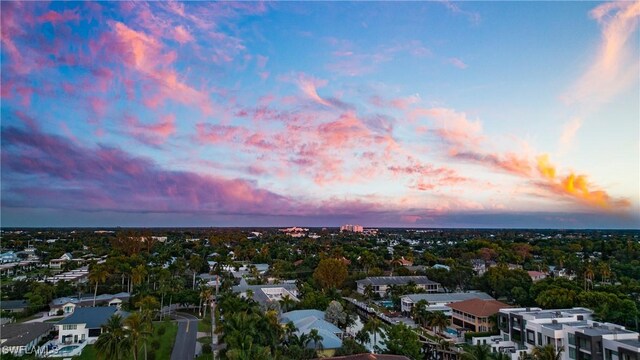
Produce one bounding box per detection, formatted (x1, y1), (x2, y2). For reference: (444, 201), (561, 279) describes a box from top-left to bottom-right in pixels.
(189, 254), (204, 290)
(462, 344), (492, 360)
(124, 312), (151, 360)
(532, 345), (563, 360)
(428, 311), (450, 334)
(89, 264), (109, 306)
(279, 294), (296, 313)
(288, 332), (311, 348)
(363, 317), (386, 353)
(308, 328), (324, 353)
(598, 262), (611, 284)
(584, 263), (595, 291)
(131, 265), (147, 295)
(491, 352), (512, 360)
(389, 257), (403, 276)
(95, 314), (131, 360)
(411, 300), (430, 327)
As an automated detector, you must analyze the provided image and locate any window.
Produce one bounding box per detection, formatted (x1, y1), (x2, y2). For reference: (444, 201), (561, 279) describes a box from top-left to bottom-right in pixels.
(569, 347), (576, 359)
(538, 333), (542, 346)
(62, 324), (77, 330)
(605, 349), (618, 360)
(569, 334), (576, 346)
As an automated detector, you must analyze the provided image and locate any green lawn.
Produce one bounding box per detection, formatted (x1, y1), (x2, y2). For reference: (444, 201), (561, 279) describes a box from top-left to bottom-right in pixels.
(196, 354), (213, 360)
(197, 336), (211, 344)
(73, 345), (97, 360)
(198, 318), (212, 333)
(72, 321), (178, 360)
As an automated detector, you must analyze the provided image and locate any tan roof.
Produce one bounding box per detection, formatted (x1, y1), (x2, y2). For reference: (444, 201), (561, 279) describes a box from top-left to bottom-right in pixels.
(447, 298), (509, 317)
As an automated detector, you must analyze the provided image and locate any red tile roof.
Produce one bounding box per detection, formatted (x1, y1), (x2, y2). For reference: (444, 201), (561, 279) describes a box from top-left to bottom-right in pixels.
(447, 298), (509, 317)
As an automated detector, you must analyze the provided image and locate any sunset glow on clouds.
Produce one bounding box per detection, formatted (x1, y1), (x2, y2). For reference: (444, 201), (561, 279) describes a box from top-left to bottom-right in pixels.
(1, 1), (638, 228)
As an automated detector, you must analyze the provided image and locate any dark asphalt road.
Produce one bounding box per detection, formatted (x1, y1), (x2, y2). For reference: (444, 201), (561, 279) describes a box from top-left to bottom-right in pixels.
(170, 312), (199, 360)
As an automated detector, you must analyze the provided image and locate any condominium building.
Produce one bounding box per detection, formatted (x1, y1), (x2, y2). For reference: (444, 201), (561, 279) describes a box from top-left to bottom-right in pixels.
(340, 224), (364, 233)
(473, 307), (640, 360)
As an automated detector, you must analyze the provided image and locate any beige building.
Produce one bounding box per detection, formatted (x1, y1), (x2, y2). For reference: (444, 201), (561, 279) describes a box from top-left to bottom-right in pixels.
(448, 298), (509, 332)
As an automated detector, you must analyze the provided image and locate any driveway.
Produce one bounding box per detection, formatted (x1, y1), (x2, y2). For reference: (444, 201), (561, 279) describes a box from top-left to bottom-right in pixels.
(170, 312), (199, 360)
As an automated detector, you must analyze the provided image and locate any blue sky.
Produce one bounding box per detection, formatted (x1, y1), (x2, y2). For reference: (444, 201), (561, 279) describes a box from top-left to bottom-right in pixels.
(1, 1), (638, 228)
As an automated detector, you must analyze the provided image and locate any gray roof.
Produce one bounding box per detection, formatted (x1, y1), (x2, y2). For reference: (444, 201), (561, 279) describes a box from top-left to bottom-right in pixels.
(618, 339), (640, 349)
(1, 299), (29, 310)
(357, 276), (439, 287)
(232, 280), (297, 294)
(50, 292), (130, 307)
(57, 306), (128, 328)
(403, 292), (493, 304)
(1, 323), (53, 346)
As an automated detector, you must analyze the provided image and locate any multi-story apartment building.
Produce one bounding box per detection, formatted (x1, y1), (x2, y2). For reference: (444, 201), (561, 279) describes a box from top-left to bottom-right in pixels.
(473, 307), (640, 360)
(449, 298), (509, 332)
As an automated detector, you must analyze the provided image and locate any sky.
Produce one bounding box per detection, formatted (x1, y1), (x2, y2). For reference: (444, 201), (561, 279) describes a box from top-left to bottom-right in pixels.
(1, 1), (639, 228)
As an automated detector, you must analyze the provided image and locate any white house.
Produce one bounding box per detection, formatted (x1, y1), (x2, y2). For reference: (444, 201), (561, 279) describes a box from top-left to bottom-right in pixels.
(0, 251), (19, 264)
(356, 276), (442, 297)
(56, 306), (128, 345)
(49, 253), (73, 270)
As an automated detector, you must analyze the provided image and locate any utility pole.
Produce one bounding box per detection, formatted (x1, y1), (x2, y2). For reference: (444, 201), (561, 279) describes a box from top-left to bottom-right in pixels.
(211, 273), (219, 360)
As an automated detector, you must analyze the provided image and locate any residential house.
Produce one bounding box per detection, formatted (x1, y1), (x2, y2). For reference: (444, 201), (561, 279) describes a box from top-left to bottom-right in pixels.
(432, 264), (451, 271)
(356, 276), (442, 297)
(527, 271), (547, 282)
(1, 300), (29, 314)
(48, 293), (130, 316)
(400, 292), (494, 316)
(448, 298), (509, 332)
(281, 309), (343, 357)
(40, 266), (89, 284)
(0, 251), (19, 264)
(56, 306), (128, 345)
(232, 279), (299, 308)
(0, 323), (53, 356)
(49, 253), (73, 270)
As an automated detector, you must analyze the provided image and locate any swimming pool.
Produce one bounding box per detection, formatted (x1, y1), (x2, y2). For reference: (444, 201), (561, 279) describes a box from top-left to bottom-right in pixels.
(379, 300), (394, 308)
(57, 345), (79, 354)
(445, 327), (458, 336)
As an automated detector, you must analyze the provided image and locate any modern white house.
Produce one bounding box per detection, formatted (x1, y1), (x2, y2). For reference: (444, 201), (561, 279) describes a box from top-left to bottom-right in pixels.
(55, 306), (128, 345)
(356, 276), (442, 297)
(232, 278), (299, 307)
(484, 307), (640, 360)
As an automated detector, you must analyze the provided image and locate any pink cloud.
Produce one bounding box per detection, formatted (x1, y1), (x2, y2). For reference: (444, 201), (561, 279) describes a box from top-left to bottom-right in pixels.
(173, 25), (194, 44)
(126, 114), (177, 145)
(448, 57), (468, 69)
(296, 73), (332, 106)
(38, 9), (80, 24)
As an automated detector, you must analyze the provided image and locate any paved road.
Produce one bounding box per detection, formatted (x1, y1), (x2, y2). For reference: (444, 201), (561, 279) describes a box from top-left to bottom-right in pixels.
(170, 312), (198, 360)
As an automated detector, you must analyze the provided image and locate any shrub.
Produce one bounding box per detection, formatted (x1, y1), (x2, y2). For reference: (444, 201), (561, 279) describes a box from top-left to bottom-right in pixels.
(151, 340), (160, 349)
(156, 326), (166, 336)
(202, 344), (212, 354)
